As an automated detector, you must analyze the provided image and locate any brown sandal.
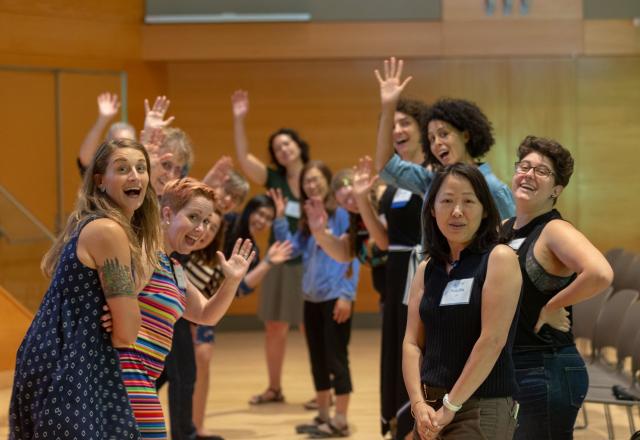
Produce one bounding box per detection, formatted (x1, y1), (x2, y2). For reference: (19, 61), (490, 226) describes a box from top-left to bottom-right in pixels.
(249, 388), (285, 405)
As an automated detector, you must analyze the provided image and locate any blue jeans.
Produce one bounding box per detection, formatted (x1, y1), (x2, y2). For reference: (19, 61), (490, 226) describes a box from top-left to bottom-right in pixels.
(513, 345), (589, 440)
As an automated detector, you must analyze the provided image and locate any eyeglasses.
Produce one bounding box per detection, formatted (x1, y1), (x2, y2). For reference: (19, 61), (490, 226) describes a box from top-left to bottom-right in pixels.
(514, 161), (554, 178)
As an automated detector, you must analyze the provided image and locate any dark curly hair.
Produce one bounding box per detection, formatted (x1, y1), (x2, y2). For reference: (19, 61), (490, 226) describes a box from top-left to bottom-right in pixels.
(517, 135), (574, 187)
(422, 163), (500, 265)
(267, 128), (310, 175)
(420, 98), (495, 167)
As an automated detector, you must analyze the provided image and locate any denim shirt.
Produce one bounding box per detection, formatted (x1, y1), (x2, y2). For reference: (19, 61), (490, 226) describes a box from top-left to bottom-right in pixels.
(273, 207), (360, 303)
(380, 154), (516, 220)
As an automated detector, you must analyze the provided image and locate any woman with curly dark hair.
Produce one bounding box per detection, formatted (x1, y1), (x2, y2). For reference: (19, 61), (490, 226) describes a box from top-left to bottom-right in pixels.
(501, 136), (612, 439)
(374, 57), (515, 222)
(231, 89), (310, 405)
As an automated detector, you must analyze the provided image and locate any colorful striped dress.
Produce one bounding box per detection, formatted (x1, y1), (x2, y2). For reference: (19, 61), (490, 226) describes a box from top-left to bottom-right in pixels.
(117, 252), (187, 439)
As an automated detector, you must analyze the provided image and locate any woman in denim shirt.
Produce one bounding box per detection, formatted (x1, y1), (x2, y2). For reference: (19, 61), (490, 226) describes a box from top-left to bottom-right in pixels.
(373, 57), (515, 227)
(271, 160), (360, 438)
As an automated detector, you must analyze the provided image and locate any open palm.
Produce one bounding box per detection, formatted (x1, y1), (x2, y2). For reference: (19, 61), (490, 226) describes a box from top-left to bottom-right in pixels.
(374, 57), (412, 106)
(353, 156), (377, 198)
(231, 90), (250, 119)
(219, 238), (255, 281)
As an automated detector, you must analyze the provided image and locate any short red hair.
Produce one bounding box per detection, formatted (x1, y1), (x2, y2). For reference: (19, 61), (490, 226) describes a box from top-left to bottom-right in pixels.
(160, 178), (217, 213)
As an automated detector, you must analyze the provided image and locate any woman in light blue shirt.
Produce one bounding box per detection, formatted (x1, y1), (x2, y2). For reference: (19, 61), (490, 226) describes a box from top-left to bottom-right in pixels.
(271, 160), (359, 438)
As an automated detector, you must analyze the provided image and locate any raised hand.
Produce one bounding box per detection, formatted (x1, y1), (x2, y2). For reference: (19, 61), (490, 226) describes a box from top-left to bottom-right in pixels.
(535, 305), (571, 333)
(144, 95), (175, 132)
(97, 92), (120, 120)
(219, 238), (255, 281)
(352, 156), (378, 199)
(206, 156), (234, 187)
(231, 90), (249, 119)
(303, 199), (328, 233)
(265, 241), (293, 265)
(267, 188), (287, 218)
(374, 57), (413, 107)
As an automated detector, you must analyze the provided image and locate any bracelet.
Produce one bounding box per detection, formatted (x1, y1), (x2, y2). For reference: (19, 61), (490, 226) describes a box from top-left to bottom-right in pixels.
(442, 393), (462, 413)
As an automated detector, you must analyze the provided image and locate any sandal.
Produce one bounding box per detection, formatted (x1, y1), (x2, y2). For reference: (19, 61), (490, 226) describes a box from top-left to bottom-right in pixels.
(295, 416), (328, 434)
(249, 388), (285, 405)
(308, 421), (350, 438)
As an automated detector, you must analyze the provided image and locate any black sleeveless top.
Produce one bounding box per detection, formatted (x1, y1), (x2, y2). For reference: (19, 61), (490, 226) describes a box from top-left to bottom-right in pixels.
(501, 210), (576, 351)
(419, 246), (519, 397)
(378, 185), (422, 247)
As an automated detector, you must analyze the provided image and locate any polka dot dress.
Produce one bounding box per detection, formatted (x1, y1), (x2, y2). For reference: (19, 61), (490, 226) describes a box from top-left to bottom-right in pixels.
(9, 220), (140, 439)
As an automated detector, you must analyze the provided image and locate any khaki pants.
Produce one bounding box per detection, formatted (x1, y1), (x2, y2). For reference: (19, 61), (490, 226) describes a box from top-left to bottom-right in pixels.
(413, 387), (517, 440)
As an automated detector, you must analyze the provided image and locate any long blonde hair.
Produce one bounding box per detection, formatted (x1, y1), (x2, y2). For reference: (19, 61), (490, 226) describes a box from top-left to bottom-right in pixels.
(42, 139), (162, 286)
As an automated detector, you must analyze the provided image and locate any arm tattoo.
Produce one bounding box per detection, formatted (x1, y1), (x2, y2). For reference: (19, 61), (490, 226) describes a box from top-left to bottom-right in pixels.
(98, 258), (136, 299)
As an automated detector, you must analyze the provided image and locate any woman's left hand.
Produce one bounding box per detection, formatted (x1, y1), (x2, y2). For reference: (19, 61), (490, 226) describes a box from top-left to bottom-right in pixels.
(429, 406), (455, 437)
(265, 241), (293, 265)
(534, 304), (571, 333)
(332, 298), (352, 323)
(219, 238), (256, 281)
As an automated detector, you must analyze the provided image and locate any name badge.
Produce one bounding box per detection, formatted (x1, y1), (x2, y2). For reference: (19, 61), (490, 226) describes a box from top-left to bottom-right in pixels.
(508, 238), (525, 251)
(173, 265), (187, 290)
(285, 200), (301, 219)
(391, 188), (412, 209)
(440, 278), (474, 306)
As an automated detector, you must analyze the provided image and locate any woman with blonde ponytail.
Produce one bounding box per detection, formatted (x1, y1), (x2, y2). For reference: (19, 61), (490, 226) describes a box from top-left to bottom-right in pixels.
(10, 138), (162, 440)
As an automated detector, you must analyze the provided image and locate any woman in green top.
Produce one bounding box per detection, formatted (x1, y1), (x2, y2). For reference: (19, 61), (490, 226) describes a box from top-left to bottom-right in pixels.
(231, 89), (311, 405)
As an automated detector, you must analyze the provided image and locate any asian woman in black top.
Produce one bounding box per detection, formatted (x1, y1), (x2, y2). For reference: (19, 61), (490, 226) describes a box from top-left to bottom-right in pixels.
(403, 163), (522, 439)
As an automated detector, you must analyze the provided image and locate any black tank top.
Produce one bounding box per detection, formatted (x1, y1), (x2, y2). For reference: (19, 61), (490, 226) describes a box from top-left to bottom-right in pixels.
(419, 246), (518, 397)
(378, 185), (422, 247)
(501, 210), (576, 351)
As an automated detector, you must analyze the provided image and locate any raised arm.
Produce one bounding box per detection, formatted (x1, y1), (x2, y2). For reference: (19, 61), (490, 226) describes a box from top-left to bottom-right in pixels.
(183, 238), (255, 325)
(353, 156), (389, 250)
(374, 57), (412, 172)
(304, 198), (353, 262)
(140, 95), (175, 145)
(241, 241), (293, 291)
(202, 155), (233, 188)
(435, 245), (521, 431)
(231, 90), (268, 185)
(402, 261), (436, 439)
(78, 93), (120, 168)
(535, 220), (613, 331)
(77, 218), (141, 347)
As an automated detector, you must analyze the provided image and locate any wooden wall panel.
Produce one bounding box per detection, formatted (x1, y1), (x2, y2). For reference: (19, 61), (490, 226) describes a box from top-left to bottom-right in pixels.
(584, 20), (640, 55)
(143, 22), (443, 61)
(443, 0), (582, 21)
(0, 285), (32, 372)
(507, 59), (578, 222)
(577, 57), (640, 251)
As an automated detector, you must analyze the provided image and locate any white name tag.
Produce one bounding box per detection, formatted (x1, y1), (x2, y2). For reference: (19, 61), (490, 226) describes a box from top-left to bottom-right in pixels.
(285, 200), (301, 219)
(440, 278), (474, 306)
(391, 188), (412, 208)
(508, 238), (525, 251)
(173, 265), (187, 290)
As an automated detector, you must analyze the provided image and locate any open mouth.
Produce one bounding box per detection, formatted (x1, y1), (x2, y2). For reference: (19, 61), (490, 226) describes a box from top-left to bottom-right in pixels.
(519, 183), (536, 192)
(123, 188), (142, 198)
(439, 150), (450, 163)
(395, 138), (408, 148)
(185, 234), (199, 247)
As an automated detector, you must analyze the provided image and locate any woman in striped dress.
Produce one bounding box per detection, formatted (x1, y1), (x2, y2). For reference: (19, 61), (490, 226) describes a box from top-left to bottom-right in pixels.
(116, 178), (255, 439)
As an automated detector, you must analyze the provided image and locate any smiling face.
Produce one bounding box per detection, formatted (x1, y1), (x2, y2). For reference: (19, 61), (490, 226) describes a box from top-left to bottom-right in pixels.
(163, 195), (215, 255)
(432, 174), (485, 250)
(271, 134), (302, 168)
(334, 185), (358, 213)
(428, 120), (472, 166)
(393, 111), (422, 161)
(150, 150), (185, 197)
(248, 206), (275, 236)
(302, 167), (329, 201)
(192, 211), (223, 251)
(96, 147), (149, 219)
(512, 152), (562, 210)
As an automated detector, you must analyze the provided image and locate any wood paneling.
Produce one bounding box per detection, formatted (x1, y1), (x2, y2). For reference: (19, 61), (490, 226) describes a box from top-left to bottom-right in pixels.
(443, 0), (582, 21)
(442, 20), (583, 56)
(576, 57), (640, 250)
(584, 20), (640, 55)
(143, 22), (443, 61)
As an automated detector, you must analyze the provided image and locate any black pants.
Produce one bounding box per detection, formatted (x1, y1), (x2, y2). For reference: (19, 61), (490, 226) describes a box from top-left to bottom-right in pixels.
(304, 299), (353, 395)
(156, 317), (197, 440)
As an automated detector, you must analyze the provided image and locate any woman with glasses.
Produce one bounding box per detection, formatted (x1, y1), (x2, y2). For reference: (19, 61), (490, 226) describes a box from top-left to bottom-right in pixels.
(501, 136), (613, 439)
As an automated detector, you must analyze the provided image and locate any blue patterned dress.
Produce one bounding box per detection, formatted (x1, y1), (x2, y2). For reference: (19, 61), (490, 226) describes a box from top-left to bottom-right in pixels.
(9, 218), (140, 439)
